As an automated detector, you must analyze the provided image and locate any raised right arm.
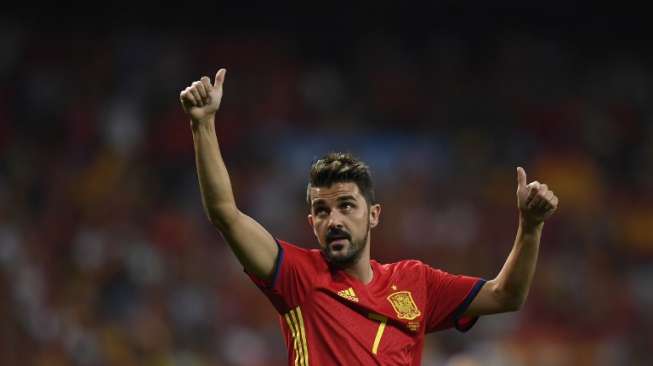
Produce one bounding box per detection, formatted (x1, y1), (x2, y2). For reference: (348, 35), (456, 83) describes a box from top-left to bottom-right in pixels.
(180, 69), (278, 280)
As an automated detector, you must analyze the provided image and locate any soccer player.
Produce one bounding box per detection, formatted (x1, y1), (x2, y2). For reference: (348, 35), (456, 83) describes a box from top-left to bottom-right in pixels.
(179, 69), (559, 365)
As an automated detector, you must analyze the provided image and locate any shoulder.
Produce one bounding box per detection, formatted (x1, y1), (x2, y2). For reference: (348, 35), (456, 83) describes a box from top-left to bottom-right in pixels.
(377, 259), (454, 283)
(277, 239), (328, 271)
(375, 259), (431, 282)
(380, 259), (429, 272)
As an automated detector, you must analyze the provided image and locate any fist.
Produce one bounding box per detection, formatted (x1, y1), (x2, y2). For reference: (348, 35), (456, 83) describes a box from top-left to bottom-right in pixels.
(180, 68), (226, 123)
(516, 167), (559, 223)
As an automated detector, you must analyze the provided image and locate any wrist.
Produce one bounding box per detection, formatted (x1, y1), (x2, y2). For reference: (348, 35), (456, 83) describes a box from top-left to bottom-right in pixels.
(519, 215), (544, 231)
(190, 116), (215, 132)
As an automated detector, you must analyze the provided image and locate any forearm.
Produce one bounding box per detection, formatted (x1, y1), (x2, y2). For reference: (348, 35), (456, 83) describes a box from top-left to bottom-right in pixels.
(491, 217), (543, 309)
(465, 168), (557, 316)
(191, 117), (239, 227)
(180, 70), (279, 277)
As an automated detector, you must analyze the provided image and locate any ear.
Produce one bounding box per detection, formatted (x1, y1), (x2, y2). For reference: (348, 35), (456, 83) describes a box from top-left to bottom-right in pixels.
(307, 214), (318, 237)
(369, 203), (381, 228)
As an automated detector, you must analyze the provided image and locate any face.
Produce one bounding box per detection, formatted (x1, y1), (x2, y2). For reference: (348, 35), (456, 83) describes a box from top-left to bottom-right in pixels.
(308, 182), (381, 268)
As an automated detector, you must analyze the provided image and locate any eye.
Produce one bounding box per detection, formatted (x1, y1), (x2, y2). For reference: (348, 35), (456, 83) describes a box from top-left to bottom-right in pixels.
(340, 202), (355, 211)
(314, 207), (329, 217)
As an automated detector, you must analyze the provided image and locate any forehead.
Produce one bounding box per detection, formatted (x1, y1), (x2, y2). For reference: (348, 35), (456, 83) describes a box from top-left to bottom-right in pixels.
(309, 182), (363, 203)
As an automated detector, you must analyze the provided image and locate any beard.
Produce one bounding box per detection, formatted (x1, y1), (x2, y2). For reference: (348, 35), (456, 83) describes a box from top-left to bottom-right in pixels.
(322, 219), (370, 269)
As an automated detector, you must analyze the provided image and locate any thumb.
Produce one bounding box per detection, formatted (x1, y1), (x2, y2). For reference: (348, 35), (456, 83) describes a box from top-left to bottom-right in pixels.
(214, 68), (226, 88)
(516, 166), (527, 188)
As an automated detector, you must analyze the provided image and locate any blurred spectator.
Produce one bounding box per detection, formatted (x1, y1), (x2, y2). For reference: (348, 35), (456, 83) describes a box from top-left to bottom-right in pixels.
(1, 8), (652, 365)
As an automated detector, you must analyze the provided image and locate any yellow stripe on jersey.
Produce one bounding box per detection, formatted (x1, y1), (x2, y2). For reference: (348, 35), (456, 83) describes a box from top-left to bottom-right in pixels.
(290, 309), (306, 365)
(285, 307), (309, 365)
(284, 312), (300, 365)
(368, 313), (388, 355)
(296, 307), (309, 364)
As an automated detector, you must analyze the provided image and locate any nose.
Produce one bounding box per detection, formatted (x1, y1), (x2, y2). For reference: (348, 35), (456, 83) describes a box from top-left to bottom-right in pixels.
(326, 211), (344, 230)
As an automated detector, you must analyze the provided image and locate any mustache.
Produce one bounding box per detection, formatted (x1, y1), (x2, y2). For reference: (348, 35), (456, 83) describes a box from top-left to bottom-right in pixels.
(326, 227), (351, 242)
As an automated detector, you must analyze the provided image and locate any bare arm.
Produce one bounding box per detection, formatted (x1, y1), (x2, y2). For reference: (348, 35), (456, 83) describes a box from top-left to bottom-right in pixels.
(464, 167), (558, 316)
(180, 69), (278, 279)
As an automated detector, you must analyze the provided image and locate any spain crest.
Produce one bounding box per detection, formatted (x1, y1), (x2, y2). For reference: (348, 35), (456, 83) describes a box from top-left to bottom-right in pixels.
(387, 291), (421, 320)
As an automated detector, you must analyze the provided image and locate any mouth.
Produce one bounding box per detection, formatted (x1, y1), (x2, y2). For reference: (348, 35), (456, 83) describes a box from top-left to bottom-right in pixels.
(327, 236), (350, 252)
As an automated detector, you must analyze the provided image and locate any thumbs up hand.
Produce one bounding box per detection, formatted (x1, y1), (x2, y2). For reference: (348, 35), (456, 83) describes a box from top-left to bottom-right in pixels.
(180, 68), (227, 125)
(516, 167), (558, 224)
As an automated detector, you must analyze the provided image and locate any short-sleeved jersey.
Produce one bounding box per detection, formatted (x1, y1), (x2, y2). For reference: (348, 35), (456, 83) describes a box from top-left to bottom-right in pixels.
(248, 240), (485, 366)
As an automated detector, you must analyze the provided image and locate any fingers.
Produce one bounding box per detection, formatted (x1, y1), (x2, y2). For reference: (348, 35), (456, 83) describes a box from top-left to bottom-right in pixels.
(516, 166), (527, 188)
(180, 86), (198, 107)
(543, 188), (553, 202)
(180, 80), (211, 108)
(518, 168), (559, 221)
(525, 181), (539, 207)
(180, 69), (226, 113)
(214, 68), (226, 88)
(201, 76), (212, 96)
(526, 184), (543, 209)
(532, 195), (550, 212)
(194, 80), (208, 101)
(535, 184), (549, 210)
(527, 184), (558, 213)
(189, 85), (203, 106)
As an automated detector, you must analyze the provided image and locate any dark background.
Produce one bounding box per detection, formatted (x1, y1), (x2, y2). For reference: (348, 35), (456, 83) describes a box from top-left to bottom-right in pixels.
(1, 4), (652, 365)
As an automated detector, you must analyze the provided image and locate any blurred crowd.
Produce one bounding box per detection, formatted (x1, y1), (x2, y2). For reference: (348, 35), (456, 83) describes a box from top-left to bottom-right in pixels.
(1, 15), (653, 366)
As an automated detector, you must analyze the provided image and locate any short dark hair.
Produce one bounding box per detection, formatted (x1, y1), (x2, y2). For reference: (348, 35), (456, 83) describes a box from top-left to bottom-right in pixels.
(306, 152), (375, 205)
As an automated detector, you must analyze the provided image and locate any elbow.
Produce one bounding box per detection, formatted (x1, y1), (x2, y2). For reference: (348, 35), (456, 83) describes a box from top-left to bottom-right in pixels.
(501, 296), (525, 312)
(490, 283), (527, 312)
(206, 204), (240, 230)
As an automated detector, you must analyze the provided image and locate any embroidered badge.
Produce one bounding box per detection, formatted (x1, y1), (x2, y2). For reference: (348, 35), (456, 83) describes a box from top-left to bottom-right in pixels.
(387, 291), (421, 320)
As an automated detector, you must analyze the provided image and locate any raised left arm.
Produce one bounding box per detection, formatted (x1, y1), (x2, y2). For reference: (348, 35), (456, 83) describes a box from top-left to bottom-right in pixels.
(464, 166), (558, 316)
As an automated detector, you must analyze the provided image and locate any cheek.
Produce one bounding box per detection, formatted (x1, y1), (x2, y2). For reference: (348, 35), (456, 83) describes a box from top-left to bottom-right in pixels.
(314, 221), (326, 236)
(354, 209), (370, 224)
(351, 215), (368, 232)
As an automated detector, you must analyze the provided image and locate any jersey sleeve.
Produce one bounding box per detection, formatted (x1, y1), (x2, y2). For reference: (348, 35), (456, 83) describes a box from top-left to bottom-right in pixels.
(424, 266), (486, 333)
(246, 239), (317, 313)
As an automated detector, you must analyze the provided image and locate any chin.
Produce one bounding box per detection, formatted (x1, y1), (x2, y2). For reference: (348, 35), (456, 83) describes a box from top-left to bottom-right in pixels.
(324, 247), (362, 268)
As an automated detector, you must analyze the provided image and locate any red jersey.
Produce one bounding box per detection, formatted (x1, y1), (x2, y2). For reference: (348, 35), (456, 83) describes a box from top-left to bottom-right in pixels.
(248, 240), (485, 366)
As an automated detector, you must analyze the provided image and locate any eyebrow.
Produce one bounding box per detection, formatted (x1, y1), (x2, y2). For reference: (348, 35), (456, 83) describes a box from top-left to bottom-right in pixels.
(336, 195), (357, 202)
(311, 195), (358, 207)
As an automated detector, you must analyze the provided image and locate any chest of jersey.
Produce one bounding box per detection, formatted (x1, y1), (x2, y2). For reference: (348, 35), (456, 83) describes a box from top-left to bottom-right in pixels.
(285, 267), (427, 364)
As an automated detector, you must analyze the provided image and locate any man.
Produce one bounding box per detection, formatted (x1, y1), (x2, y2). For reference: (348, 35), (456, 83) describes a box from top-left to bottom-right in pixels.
(179, 69), (559, 365)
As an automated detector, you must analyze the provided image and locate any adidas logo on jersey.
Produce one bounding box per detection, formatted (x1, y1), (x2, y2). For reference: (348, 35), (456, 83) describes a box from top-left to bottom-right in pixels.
(337, 287), (359, 302)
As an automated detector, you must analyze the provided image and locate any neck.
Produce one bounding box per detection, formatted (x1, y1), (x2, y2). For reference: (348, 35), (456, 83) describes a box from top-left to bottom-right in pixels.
(343, 240), (373, 284)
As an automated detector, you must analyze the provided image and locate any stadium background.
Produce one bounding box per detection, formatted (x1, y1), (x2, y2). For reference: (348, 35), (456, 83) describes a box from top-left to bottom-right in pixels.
(1, 3), (652, 365)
